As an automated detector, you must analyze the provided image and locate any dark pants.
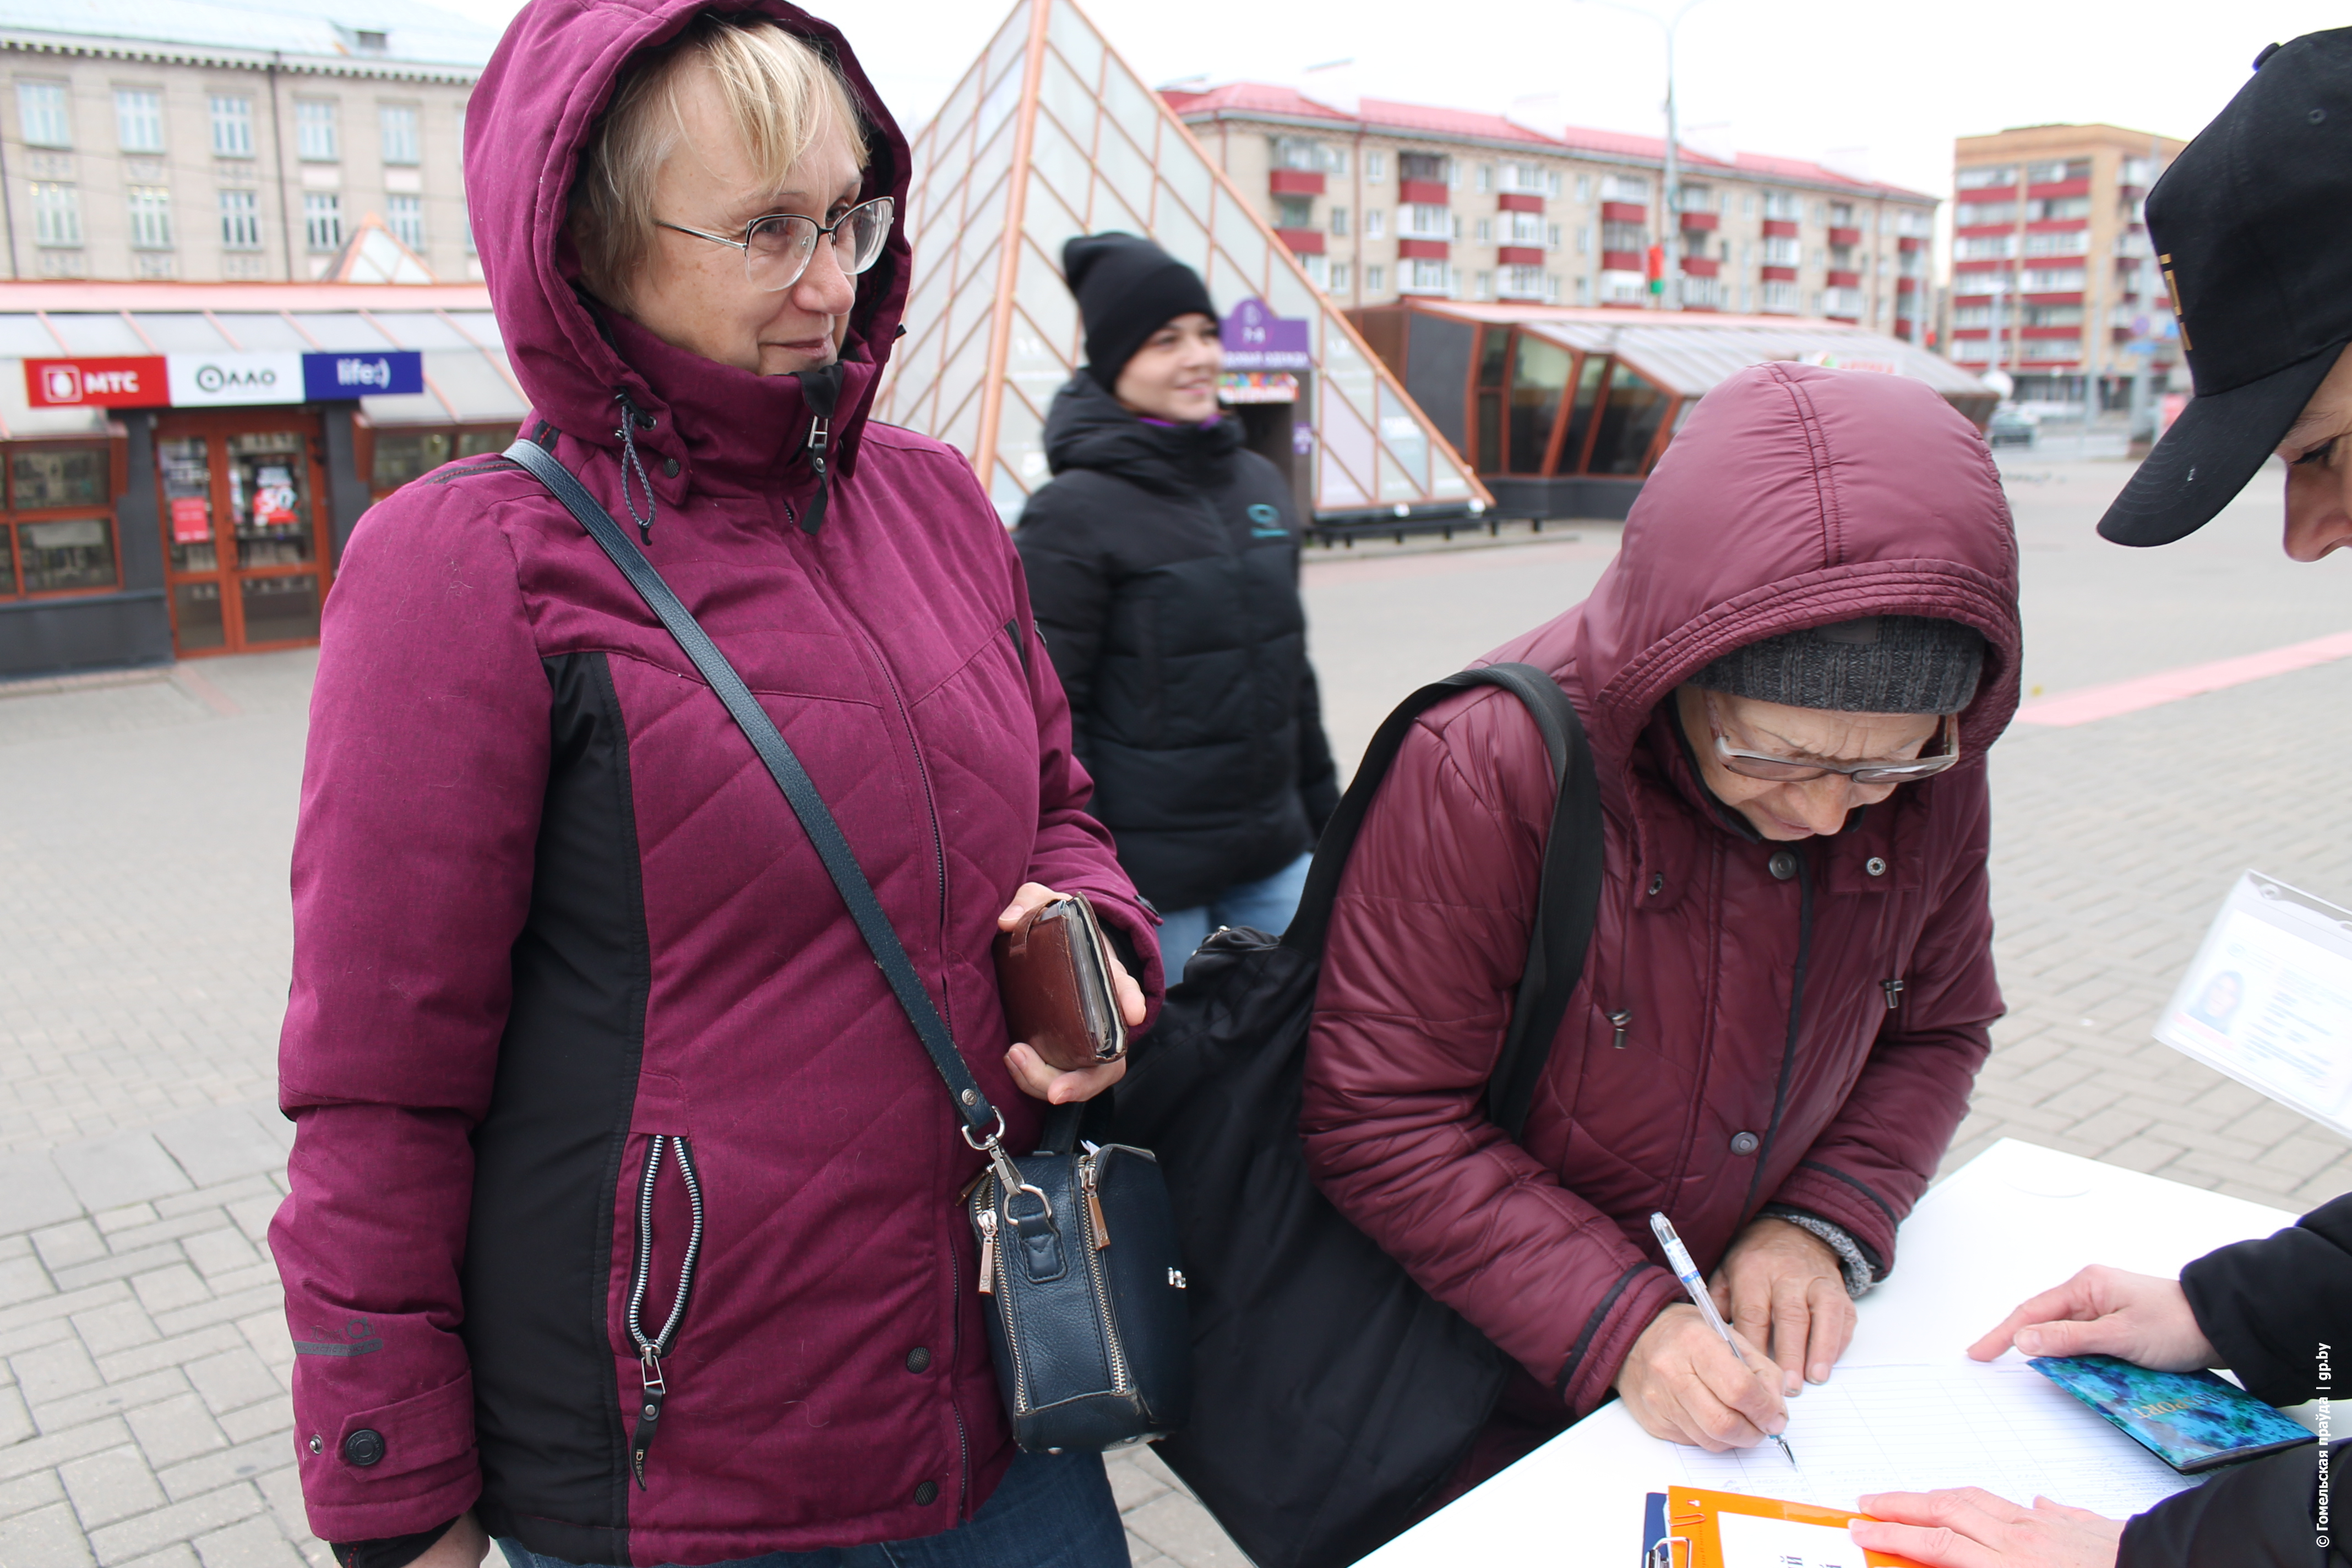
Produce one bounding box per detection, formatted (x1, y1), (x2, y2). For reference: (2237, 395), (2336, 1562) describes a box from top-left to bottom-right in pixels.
(496, 1450), (1128, 1568)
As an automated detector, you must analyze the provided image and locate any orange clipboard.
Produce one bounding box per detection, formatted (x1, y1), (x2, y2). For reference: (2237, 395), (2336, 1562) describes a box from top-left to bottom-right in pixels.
(1648, 1487), (1929, 1568)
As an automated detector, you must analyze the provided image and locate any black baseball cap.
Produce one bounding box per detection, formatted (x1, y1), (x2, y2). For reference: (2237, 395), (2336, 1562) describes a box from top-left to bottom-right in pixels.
(2097, 28), (2352, 547)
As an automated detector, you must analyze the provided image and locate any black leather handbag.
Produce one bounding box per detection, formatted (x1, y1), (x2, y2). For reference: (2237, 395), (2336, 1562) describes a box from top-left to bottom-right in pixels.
(969, 1120), (1191, 1451)
(507, 438), (1190, 1456)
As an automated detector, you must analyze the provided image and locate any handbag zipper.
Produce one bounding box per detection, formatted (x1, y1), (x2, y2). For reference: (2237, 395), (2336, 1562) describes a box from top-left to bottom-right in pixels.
(1079, 1152), (1130, 1395)
(970, 1182), (1031, 1413)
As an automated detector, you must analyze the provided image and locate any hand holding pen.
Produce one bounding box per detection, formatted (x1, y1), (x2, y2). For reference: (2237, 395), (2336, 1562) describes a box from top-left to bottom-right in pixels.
(1618, 1212), (1797, 1464)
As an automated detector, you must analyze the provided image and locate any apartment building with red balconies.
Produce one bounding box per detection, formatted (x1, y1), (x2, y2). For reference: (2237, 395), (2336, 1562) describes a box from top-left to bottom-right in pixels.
(1948, 122), (2187, 404)
(1163, 83), (1937, 341)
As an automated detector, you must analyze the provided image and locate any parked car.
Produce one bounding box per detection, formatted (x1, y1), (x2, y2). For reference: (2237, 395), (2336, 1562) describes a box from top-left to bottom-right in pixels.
(1986, 406), (2038, 448)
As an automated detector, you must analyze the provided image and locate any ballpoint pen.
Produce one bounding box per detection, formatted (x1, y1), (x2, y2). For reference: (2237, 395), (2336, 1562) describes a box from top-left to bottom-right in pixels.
(1649, 1211), (1798, 1466)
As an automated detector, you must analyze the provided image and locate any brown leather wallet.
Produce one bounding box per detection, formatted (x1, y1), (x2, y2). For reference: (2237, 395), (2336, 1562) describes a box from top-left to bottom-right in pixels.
(994, 893), (1129, 1072)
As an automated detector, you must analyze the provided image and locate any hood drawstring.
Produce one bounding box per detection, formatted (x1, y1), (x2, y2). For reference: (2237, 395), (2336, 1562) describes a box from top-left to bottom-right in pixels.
(614, 391), (658, 545)
(793, 365), (842, 537)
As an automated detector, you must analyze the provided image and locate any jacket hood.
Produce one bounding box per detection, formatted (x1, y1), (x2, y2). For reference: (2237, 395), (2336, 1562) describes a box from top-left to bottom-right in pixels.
(1571, 362), (2021, 764)
(1044, 373), (1242, 494)
(466, 0), (911, 482)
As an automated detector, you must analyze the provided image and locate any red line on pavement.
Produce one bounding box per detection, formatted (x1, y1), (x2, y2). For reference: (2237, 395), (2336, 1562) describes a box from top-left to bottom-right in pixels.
(2013, 630), (2352, 726)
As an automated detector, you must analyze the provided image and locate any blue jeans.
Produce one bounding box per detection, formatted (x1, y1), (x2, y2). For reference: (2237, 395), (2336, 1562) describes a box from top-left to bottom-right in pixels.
(496, 1449), (1125, 1568)
(1155, 850), (1314, 974)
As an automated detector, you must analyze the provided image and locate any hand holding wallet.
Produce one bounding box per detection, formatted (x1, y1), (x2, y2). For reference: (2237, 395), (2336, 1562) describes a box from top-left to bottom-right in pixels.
(994, 893), (1130, 1073)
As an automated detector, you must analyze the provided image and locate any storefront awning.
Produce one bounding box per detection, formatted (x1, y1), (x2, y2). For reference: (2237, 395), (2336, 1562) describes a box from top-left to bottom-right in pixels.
(1417, 300), (1994, 405)
(0, 283), (527, 436)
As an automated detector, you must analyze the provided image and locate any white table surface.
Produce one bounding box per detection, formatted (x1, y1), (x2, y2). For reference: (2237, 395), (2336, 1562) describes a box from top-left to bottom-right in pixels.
(1357, 1138), (2306, 1567)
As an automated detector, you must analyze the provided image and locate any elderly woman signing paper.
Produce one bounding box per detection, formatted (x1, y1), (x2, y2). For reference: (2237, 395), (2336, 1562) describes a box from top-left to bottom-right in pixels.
(1300, 362), (2023, 1491)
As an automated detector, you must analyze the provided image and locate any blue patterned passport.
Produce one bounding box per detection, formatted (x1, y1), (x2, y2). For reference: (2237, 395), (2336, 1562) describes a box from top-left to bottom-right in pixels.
(2029, 1353), (2317, 1473)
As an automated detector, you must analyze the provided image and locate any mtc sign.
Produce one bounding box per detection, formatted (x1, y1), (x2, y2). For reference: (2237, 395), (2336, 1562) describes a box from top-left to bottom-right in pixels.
(28, 357), (167, 407)
(26, 350), (424, 409)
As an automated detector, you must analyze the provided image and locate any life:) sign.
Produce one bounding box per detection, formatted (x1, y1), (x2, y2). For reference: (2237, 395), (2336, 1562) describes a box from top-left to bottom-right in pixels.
(26, 351), (424, 408)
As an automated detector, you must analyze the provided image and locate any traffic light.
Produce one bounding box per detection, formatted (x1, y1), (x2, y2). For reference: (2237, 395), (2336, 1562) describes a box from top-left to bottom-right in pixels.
(1646, 244), (1665, 295)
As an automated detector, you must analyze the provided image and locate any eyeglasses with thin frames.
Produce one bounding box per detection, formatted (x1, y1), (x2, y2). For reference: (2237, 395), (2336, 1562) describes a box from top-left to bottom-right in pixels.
(1703, 690), (1962, 785)
(657, 196), (894, 292)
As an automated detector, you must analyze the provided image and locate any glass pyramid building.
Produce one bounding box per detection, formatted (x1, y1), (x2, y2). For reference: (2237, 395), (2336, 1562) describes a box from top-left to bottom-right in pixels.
(877, 0), (1488, 521)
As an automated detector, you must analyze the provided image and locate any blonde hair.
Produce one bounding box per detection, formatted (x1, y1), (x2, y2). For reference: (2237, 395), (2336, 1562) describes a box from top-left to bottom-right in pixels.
(569, 13), (870, 307)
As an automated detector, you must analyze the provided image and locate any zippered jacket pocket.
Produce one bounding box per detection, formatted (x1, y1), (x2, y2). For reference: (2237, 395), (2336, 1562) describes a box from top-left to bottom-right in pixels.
(623, 1134), (702, 1489)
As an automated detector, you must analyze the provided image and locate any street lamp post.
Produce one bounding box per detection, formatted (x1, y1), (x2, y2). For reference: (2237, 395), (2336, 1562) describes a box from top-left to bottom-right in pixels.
(1577, 0), (1707, 311)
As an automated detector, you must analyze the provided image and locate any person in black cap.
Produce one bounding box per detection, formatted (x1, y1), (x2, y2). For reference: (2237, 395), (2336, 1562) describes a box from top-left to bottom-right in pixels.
(2097, 26), (2352, 562)
(1014, 233), (1338, 971)
(1853, 34), (2352, 1567)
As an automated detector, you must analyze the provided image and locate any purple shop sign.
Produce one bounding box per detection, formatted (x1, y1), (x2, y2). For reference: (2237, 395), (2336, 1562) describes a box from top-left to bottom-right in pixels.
(1221, 299), (1311, 371)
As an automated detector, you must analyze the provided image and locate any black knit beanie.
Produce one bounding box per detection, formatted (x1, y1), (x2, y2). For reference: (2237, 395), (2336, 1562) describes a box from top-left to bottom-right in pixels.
(1692, 616), (1985, 714)
(1063, 233), (1217, 391)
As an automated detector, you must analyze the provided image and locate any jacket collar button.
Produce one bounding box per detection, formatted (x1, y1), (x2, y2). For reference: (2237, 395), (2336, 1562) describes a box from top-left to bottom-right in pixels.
(1767, 849), (1798, 881)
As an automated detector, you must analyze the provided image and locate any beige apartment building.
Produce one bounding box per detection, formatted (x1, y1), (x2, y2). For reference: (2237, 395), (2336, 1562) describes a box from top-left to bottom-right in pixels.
(1948, 122), (2188, 403)
(1164, 83), (1937, 341)
(0, 0), (491, 285)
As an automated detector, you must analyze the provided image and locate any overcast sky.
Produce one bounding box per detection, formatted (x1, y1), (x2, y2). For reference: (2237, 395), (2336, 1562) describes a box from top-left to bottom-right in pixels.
(475, 0), (2343, 200)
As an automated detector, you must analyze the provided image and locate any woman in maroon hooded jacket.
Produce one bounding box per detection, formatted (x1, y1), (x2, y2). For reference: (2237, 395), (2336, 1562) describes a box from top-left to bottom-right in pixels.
(267, 6), (1155, 1567)
(1300, 361), (2021, 1484)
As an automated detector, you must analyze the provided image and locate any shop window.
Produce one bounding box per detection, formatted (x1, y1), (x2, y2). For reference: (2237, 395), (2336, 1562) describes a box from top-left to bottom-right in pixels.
(367, 427), (512, 496)
(1586, 364), (1671, 475)
(1474, 329), (1509, 472)
(1561, 356), (1608, 469)
(17, 518), (116, 591)
(1506, 334), (1571, 475)
(14, 446), (106, 509)
(1, 442), (118, 600)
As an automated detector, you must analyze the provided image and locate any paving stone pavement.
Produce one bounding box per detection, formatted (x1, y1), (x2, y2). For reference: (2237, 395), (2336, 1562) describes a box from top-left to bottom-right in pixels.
(3, 454), (2350, 1565)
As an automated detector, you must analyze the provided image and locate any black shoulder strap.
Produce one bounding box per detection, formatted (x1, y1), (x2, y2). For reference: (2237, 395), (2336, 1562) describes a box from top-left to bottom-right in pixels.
(504, 439), (1011, 1156)
(1283, 661), (1603, 1144)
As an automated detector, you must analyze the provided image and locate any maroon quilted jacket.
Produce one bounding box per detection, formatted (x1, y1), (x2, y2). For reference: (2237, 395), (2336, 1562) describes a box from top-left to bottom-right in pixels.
(266, 2), (1159, 1562)
(1300, 362), (2021, 1427)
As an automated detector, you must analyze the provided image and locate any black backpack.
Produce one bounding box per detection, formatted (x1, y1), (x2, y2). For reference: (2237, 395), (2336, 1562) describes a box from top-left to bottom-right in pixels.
(1113, 662), (1604, 1568)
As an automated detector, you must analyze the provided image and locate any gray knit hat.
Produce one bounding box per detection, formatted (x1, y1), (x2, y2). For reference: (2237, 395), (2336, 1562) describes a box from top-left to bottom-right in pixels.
(1692, 616), (1984, 714)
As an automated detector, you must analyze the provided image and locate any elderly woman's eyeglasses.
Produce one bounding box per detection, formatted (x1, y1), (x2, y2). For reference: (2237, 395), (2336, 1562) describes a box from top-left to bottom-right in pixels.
(657, 197), (894, 292)
(1703, 691), (1962, 785)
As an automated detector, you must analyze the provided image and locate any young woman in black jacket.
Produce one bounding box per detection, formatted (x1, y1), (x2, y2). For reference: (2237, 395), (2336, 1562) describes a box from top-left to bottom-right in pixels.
(1015, 234), (1339, 971)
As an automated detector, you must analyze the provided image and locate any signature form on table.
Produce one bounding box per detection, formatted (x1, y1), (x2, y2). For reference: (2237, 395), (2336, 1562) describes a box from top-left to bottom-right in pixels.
(1672, 1357), (2204, 1518)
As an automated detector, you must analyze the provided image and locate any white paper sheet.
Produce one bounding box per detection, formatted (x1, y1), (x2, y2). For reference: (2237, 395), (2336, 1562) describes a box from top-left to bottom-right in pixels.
(1672, 1360), (2203, 1518)
(1714, 1511), (1870, 1568)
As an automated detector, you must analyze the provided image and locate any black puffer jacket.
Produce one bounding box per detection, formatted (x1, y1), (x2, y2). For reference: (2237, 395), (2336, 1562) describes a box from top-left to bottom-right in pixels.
(2115, 1195), (2352, 1566)
(1015, 374), (1339, 912)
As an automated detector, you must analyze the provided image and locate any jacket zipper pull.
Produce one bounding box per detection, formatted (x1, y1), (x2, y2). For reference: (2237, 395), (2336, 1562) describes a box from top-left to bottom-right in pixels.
(1882, 977), (1905, 1011)
(1082, 1158), (1110, 1250)
(976, 1205), (999, 1295)
(629, 1349), (665, 1490)
(799, 415), (831, 536)
(1609, 1008), (1632, 1050)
